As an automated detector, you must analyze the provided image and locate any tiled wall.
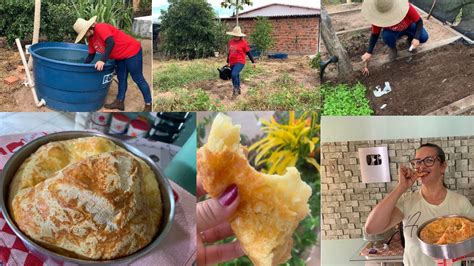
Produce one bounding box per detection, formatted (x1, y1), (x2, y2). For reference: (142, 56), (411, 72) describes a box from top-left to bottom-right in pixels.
(321, 137), (474, 240)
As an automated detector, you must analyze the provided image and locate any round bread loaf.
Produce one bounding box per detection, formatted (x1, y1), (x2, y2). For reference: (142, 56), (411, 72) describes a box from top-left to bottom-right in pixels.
(9, 137), (162, 260)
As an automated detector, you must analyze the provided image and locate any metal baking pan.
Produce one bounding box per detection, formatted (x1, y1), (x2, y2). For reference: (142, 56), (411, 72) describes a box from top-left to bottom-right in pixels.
(417, 215), (474, 259)
(0, 131), (175, 265)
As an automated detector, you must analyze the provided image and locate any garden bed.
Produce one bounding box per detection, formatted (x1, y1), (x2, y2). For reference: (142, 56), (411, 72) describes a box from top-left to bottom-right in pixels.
(321, 3), (472, 115)
(358, 43), (473, 115)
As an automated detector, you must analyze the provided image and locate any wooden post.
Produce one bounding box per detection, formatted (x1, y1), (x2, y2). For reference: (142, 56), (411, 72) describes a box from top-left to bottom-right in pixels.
(236, 0), (240, 26)
(320, 8), (353, 82)
(28, 0), (41, 70)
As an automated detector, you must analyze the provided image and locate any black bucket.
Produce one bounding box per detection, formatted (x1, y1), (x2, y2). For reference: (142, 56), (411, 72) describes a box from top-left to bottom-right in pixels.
(217, 65), (232, 80)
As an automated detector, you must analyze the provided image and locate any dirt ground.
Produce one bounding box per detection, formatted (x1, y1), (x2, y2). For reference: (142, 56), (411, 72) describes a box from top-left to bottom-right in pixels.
(322, 4), (472, 115)
(356, 43), (473, 115)
(154, 56), (319, 110)
(0, 39), (152, 112)
(326, 4), (457, 61)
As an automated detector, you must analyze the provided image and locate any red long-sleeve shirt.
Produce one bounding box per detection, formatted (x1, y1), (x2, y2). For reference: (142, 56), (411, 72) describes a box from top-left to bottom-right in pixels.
(88, 23), (141, 60)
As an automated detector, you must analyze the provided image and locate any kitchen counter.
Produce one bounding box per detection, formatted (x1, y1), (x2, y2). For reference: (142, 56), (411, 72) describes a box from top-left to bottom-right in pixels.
(322, 235), (474, 266)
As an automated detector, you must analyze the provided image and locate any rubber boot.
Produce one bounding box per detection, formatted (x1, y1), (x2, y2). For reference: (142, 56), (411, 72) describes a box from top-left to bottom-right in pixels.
(143, 104), (152, 112)
(232, 88), (239, 97)
(104, 99), (125, 111)
(388, 47), (398, 62)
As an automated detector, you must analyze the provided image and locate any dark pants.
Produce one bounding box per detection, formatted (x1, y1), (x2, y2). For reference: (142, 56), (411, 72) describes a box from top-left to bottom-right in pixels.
(231, 63), (245, 89)
(116, 48), (152, 104)
(382, 23), (429, 49)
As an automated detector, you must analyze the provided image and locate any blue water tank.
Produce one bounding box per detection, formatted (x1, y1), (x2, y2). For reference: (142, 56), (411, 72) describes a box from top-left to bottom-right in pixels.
(29, 42), (115, 112)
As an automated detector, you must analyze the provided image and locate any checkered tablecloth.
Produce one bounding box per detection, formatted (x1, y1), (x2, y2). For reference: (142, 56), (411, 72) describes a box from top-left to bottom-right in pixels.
(0, 212), (44, 265)
(0, 132), (196, 266)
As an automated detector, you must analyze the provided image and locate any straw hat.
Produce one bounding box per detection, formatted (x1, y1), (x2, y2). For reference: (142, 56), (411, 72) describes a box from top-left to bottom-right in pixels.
(73, 16), (97, 43)
(226, 26), (246, 37)
(361, 0), (409, 28)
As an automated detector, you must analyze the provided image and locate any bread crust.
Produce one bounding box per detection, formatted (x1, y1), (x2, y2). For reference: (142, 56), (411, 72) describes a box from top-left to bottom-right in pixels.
(9, 137), (162, 260)
(197, 114), (312, 266)
(420, 217), (474, 245)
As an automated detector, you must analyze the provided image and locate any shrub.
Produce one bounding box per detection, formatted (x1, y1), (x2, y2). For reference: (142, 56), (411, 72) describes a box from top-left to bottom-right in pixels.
(0, 1), (35, 46)
(249, 17), (274, 55)
(321, 83), (374, 115)
(309, 53), (321, 70)
(160, 0), (222, 59)
(0, 0), (133, 47)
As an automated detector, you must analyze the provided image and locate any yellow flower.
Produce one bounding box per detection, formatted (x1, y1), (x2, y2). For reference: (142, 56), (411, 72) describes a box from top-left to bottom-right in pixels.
(249, 112), (320, 175)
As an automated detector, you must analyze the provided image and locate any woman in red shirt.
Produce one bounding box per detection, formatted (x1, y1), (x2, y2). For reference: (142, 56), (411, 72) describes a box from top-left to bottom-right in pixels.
(361, 0), (429, 74)
(226, 26), (256, 97)
(73, 16), (152, 112)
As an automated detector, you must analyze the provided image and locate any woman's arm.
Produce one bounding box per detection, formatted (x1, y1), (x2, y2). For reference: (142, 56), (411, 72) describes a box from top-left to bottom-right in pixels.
(367, 33), (380, 54)
(100, 36), (115, 63)
(365, 187), (404, 234)
(414, 18), (423, 41)
(365, 166), (416, 234)
(246, 51), (255, 64)
(84, 53), (96, 63)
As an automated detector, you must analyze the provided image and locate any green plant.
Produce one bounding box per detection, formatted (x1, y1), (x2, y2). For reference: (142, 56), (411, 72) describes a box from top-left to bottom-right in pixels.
(155, 88), (224, 111)
(0, 0), (35, 46)
(213, 20), (231, 54)
(309, 53), (321, 70)
(249, 112), (320, 174)
(139, 0), (152, 12)
(220, 0), (253, 26)
(154, 62), (218, 91)
(249, 17), (274, 56)
(43, 3), (77, 42)
(70, 0), (134, 34)
(161, 0), (222, 59)
(321, 83), (374, 115)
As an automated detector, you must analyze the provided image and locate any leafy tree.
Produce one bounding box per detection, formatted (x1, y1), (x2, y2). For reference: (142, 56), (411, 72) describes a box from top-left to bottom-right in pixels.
(249, 17), (274, 56)
(221, 0), (253, 26)
(161, 0), (221, 59)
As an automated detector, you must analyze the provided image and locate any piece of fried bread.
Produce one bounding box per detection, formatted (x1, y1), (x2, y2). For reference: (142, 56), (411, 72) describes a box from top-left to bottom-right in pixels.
(197, 113), (312, 266)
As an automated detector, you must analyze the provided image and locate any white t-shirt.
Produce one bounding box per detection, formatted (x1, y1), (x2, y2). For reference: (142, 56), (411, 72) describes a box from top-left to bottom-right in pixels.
(396, 189), (474, 266)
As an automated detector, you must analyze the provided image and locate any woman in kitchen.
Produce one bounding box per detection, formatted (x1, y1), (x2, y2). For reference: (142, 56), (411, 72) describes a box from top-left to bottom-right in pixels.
(365, 143), (474, 265)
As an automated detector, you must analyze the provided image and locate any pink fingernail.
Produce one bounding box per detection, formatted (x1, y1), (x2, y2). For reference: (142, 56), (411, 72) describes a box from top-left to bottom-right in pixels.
(218, 184), (238, 206)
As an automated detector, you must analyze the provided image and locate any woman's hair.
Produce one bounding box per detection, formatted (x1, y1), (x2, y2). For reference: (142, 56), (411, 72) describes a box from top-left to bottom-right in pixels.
(418, 143), (446, 163)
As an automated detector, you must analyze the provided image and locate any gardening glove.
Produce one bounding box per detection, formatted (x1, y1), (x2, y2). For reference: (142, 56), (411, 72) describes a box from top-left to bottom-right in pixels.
(95, 61), (105, 71)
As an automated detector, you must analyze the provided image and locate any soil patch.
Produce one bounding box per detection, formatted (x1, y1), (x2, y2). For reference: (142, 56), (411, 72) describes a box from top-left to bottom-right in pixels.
(0, 39), (152, 112)
(155, 56), (319, 110)
(358, 43), (473, 115)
